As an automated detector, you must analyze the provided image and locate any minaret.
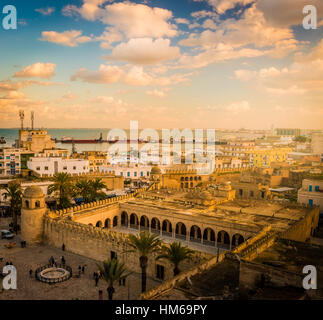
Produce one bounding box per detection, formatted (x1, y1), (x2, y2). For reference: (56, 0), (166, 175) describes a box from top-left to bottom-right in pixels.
(21, 186), (46, 245)
(31, 111), (34, 130)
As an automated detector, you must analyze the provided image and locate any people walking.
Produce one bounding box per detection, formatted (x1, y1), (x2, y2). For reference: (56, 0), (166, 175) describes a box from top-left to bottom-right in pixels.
(62, 243), (65, 251)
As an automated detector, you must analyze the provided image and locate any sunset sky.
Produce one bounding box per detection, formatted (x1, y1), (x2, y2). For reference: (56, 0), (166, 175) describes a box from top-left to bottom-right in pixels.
(0, 0), (323, 129)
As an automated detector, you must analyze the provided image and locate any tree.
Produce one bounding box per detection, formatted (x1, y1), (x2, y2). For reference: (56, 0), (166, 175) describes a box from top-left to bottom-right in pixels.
(48, 173), (74, 209)
(3, 182), (22, 232)
(157, 242), (194, 276)
(127, 232), (161, 293)
(75, 178), (107, 203)
(97, 258), (131, 300)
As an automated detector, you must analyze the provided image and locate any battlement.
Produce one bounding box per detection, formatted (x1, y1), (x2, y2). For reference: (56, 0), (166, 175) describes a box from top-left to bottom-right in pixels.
(50, 186), (149, 217)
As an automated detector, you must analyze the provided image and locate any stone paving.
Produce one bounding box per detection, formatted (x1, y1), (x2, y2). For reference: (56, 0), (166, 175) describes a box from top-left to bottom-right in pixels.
(0, 219), (160, 300)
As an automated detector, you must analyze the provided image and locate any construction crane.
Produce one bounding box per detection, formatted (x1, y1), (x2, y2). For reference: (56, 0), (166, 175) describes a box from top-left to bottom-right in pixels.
(19, 110), (25, 130)
(31, 111), (34, 130)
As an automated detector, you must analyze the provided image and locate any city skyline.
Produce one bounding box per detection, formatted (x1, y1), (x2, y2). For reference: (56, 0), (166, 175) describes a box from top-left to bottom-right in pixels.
(0, 0), (323, 129)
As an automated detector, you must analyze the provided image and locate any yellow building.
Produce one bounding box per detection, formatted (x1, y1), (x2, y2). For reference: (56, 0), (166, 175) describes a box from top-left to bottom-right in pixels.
(71, 151), (108, 172)
(18, 129), (56, 153)
(248, 147), (292, 168)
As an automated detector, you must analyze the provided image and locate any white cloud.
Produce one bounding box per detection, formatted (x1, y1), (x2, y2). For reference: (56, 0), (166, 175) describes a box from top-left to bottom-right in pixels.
(107, 38), (180, 65)
(35, 7), (55, 16)
(225, 100), (250, 113)
(13, 62), (56, 79)
(146, 88), (170, 98)
(40, 30), (92, 47)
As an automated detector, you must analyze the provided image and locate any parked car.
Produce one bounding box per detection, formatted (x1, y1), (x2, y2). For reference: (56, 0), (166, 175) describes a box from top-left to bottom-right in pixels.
(1, 230), (14, 240)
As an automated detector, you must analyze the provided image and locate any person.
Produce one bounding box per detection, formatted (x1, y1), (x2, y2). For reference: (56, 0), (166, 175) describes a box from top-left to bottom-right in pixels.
(78, 265), (81, 276)
(82, 265), (85, 274)
(62, 243), (65, 251)
(61, 256), (66, 266)
(94, 273), (99, 286)
(29, 269), (33, 278)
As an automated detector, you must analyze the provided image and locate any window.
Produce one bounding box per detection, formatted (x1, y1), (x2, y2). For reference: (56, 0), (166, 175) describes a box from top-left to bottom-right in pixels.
(309, 199), (313, 207)
(120, 172), (123, 176)
(127, 172), (130, 177)
(315, 186), (320, 192)
(156, 264), (165, 280)
(134, 172), (137, 177)
(63, 166), (67, 170)
(250, 191), (254, 197)
(309, 185), (313, 192)
(44, 166), (48, 171)
(147, 172), (150, 176)
(36, 167), (40, 171)
(73, 166), (76, 170)
(239, 189), (243, 196)
(141, 171), (143, 177)
(110, 251), (117, 260)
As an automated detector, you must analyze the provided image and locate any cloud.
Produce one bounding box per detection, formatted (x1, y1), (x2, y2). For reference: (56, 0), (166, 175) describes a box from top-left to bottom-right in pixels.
(265, 85), (307, 96)
(35, 7), (55, 16)
(61, 91), (77, 100)
(146, 88), (170, 98)
(225, 100), (250, 113)
(194, 0), (254, 14)
(13, 62), (56, 79)
(107, 38), (180, 65)
(257, 0), (323, 27)
(64, 2), (177, 39)
(40, 30), (92, 47)
(175, 18), (190, 24)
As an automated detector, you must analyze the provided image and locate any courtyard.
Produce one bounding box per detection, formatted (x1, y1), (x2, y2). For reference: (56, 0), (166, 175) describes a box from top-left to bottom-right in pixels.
(0, 219), (160, 300)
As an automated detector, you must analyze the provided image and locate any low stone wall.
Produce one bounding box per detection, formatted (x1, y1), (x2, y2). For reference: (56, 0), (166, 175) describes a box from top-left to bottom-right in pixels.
(42, 216), (211, 282)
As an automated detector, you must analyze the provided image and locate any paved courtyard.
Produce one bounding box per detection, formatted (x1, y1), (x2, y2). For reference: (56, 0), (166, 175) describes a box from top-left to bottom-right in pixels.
(0, 219), (160, 300)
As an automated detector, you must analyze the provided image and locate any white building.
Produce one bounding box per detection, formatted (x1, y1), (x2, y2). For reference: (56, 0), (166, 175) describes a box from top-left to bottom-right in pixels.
(312, 133), (323, 157)
(298, 179), (323, 214)
(27, 157), (89, 177)
(100, 165), (154, 179)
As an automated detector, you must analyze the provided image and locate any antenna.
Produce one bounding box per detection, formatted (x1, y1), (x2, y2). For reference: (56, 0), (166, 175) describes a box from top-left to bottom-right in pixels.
(19, 110), (25, 130)
(31, 111), (34, 130)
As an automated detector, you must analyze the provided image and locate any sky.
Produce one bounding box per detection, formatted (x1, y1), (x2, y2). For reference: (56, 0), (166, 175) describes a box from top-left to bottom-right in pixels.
(0, 0), (322, 129)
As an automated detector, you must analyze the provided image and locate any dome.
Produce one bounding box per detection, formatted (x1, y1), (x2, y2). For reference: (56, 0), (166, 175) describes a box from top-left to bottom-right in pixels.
(199, 191), (213, 200)
(151, 166), (161, 174)
(23, 186), (44, 198)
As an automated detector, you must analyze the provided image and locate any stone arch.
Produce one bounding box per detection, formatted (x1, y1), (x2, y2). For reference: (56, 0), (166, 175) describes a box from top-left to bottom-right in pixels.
(96, 221), (102, 228)
(140, 215), (149, 231)
(151, 218), (160, 234)
(25, 200), (30, 209)
(190, 182), (193, 188)
(113, 216), (118, 227)
(190, 176), (193, 181)
(194, 176), (198, 181)
(35, 200), (40, 208)
(190, 225), (202, 242)
(185, 177), (188, 181)
(130, 213), (139, 229)
(104, 218), (111, 229)
(162, 219), (172, 236)
(121, 211), (128, 227)
(175, 222), (187, 240)
(217, 230), (230, 249)
(203, 228), (216, 245)
(180, 177), (184, 181)
(232, 233), (244, 247)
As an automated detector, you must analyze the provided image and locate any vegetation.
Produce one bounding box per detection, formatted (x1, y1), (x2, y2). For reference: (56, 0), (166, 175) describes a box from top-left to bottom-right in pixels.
(294, 135), (307, 143)
(3, 182), (22, 231)
(74, 178), (107, 203)
(97, 258), (131, 300)
(157, 242), (194, 276)
(126, 232), (161, 293)
(48, 173), (74, 209)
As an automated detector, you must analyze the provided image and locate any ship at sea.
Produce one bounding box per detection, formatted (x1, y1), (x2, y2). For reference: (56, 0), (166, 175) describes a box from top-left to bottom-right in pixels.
(56, 133), (104, 144)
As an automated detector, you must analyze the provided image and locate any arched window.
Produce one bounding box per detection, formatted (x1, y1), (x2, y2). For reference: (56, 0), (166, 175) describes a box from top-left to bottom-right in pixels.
(190, 225), (201, 242)
(217, 230), (230, 249)
(113, 216), (118, 227)
(35, 201), (40, 208)
(96, 221), (102, 228)
(121, 211), (128, 227)
(104, 218), (110, 229)
(25, 200), (29, 209)
(162, 219), (172, 236)
(130, 213), (139, 229)
(151, 218), (160, 234)
(140, 215), (149, 230)
(232, 234), (244, 248)
(175, 222), (187, 239)
(203, 228), (215, 245)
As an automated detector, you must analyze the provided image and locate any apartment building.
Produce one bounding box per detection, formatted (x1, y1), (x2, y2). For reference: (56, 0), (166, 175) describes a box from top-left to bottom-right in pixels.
(298, 178), (323, 214)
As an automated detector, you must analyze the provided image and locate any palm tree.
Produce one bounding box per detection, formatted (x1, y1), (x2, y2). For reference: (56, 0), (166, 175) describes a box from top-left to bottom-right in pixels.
(157, 242), (194, 276)
(48, 173), (73, 209)
(3, 182), (22, 232)
(127, 232), (161, 293)
(89, 178), (107, 201)
(97, 258), (131, 300)
(75, 179), (92, 203)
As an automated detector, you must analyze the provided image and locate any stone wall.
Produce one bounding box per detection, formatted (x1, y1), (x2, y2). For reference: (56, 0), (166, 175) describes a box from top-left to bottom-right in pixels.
(42, 216), (211, 282)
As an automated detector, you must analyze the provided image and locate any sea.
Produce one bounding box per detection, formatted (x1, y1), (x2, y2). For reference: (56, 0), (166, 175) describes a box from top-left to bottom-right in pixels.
(0, 128), (265, 153)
